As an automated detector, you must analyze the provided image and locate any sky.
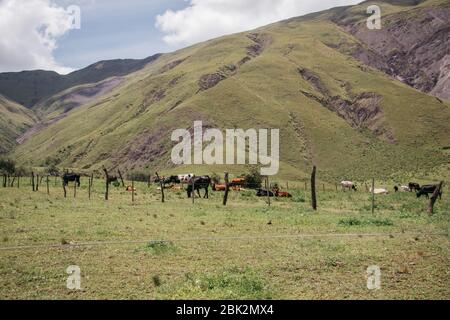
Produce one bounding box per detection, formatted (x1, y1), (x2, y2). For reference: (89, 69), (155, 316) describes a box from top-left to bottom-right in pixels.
(0, 0), (362, 74)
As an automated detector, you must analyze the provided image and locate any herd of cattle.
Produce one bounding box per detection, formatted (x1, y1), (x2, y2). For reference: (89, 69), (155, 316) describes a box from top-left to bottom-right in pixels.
(340, 181), (443, 199)
(60, 172), (442, 200)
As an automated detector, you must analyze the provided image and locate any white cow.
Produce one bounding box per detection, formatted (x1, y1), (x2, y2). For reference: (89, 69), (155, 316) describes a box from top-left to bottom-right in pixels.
(370, 188), (389, 195)
(341, 181), (357, 191)
(400, 185), (411, 192)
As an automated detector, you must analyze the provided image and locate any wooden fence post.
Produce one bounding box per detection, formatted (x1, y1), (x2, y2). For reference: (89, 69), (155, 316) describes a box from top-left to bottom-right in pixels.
(31, 172), (35, 192)
(266, 177), (271, 207)
(103, 167), (109, 200)
(223, 172), (229, 206)
(192, 175), (195, 204)
(132, 179), (135, 203)
(88, 173), (93, 199)
(428, 181), (443, 216)
(148, 175), (151, 188)
(63, 183), (67, 198)
(311, 166), (317, 211)
(371, 178), (375, 214)
(155, 172), (165, 203)
(17, 175), (20, 188)
(74, 181), (77, 198)
(118, 169), (125, 187)
(46, 176), (50, 195)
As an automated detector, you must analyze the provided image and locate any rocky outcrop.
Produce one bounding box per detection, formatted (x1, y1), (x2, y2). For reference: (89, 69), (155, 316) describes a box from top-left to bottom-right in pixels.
(335, 5), (450, 100)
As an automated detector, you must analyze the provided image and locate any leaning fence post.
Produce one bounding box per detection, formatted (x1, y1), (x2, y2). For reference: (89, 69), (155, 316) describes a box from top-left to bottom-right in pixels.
(118, 169), (125, 187)
(223, 172), (229, 206)
(428, 181), (443, 216)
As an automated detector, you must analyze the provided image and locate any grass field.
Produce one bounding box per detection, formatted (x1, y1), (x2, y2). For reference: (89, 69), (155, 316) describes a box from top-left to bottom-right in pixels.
(0, 178), (448, 300)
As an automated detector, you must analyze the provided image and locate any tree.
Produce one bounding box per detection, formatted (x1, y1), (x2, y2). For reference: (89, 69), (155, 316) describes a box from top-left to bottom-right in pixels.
(242, 167), (263, 189)
(0, 158), (15, 175)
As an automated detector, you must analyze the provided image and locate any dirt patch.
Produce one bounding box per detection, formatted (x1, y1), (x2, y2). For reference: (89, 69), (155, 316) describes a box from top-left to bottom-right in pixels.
(198, 73), (227, 91)
(247, 33), (272, 57)
(298, 68), (330, 97)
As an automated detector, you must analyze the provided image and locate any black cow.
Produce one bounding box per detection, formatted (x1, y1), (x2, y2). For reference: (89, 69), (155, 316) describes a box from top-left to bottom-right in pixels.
(409, 182), (421, 192)
(164, 176), (181, 185)
(63, 173), (80, 187)
(256, 189), (275, 197)
(187, 176), (211, 198)
(416, 185), (442, 199)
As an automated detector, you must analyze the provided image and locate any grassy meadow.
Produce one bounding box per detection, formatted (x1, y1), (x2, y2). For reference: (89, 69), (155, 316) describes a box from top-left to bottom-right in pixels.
(0, 177), (448, 300)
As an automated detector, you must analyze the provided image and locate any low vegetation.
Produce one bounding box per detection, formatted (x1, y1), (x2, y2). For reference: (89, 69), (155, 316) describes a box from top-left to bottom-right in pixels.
(0, 178), (448, 299)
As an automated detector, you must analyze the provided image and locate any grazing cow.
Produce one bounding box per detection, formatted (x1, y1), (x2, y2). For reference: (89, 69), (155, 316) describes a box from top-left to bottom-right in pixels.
(394, 186), (399, 193)
(107, 176), (119, 184)
(164, 176), (181, 185)
(126, 186), (136, 192)
(178, 174), (194, 183)
(370, 188), (389, 195)
(409, 182), (421, 192)
(341, 181), (357, 191)
(256, 189), (275, 197)
(416, 185), (442, 199)
(187, 176), (211, 198)
(63, 173), (80, 187)
(400, 185), (411, 192)
(275, 191), (292, 198)
(212, 183), (226, 191)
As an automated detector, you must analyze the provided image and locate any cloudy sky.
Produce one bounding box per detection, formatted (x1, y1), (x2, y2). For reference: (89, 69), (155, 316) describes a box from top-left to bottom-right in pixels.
(0, 0), (361, 74)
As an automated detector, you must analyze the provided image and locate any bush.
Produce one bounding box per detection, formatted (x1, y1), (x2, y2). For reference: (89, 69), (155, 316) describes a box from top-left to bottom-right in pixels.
(242, 167), (262, 189)
(0, 158), (15, 175)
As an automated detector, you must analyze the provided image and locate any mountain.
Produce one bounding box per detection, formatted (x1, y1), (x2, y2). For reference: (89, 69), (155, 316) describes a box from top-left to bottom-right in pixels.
(0, 54), (161, 108)
(0, 95), (37, 154)
(6, 0), (450, 181)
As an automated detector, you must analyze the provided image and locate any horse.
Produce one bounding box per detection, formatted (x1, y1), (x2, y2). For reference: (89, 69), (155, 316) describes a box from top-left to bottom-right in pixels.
(187, 176), (211, 199)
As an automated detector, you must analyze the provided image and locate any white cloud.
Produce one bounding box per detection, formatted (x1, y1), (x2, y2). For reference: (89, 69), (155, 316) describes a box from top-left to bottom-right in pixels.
(0, 0), (74, 74)
(156, 0), (361, 46)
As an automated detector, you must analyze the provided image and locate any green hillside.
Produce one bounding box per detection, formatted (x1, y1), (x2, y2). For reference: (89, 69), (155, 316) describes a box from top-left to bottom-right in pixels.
(0, 95), (37, 154)
(10, 0), (450, 181)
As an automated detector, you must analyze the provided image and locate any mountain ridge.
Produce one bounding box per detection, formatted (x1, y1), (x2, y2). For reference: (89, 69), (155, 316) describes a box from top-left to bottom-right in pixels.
(2, 0), (449, 181)
(0, 54), (162, 108)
